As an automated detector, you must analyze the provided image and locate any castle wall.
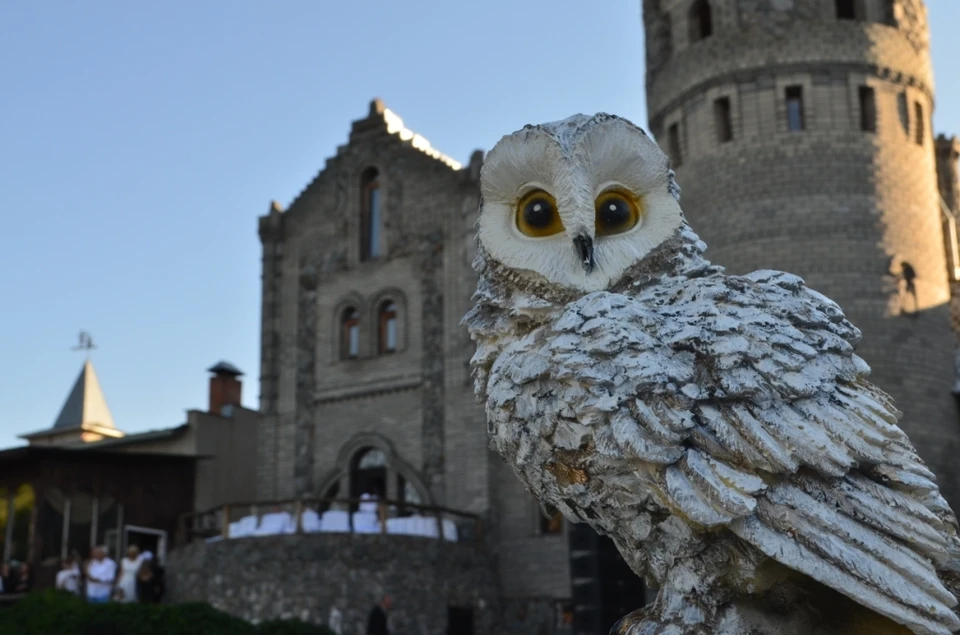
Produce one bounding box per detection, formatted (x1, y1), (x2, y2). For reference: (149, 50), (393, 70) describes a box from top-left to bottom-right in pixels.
(167, 534), (501, 635)
(643, 0), (960, 504)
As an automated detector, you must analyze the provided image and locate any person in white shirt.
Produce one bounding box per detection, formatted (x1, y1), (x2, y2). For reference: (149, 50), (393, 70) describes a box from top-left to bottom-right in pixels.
(85, 546), (117, 604)
(55, 556), (81, 595)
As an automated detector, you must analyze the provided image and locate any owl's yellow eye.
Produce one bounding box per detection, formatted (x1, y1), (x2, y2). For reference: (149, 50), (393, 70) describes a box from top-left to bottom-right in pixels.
(595, 189), (642, 237)
(516, 189), (564, 238)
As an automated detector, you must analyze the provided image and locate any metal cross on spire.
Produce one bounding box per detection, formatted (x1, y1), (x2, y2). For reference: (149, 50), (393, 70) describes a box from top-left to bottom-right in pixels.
(72, 331), (97, 358)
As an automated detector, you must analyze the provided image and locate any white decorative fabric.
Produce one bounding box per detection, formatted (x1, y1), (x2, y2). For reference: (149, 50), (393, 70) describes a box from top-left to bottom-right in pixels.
(386, 515), (450, 538)
(352, 510), (381, 533)
(228, 515), (259, 538)
(319, 510), (350, 532)
(358, 493), (379, 513)
(301, 508), (322, 533)
(254, 512), (296, 536)
(441, 519), (458, 542)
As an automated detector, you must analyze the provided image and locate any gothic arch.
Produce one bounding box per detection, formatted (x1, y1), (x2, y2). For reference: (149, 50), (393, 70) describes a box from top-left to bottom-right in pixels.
(356, 163), (388, 262)
(332, 293), (365, 361)
(315, 432), (433, 507)
(369, 288), (408, 354)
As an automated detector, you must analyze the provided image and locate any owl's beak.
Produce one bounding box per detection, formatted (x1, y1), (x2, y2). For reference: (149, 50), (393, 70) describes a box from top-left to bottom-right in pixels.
(573, 234), (595, 273)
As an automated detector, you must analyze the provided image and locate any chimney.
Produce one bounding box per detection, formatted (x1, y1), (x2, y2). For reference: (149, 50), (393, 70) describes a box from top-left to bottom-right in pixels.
(207, 361), (243, 415)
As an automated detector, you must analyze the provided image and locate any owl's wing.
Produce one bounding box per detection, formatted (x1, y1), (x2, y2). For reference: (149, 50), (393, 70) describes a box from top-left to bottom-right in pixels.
(526, 270), (960, 635)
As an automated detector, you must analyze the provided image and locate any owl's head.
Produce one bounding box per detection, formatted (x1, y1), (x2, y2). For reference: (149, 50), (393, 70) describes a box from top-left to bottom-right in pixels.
(477, 113), (684, 293)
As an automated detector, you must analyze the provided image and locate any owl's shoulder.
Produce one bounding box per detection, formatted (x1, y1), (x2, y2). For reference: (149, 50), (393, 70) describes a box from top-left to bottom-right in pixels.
(545, 268), (866, 404)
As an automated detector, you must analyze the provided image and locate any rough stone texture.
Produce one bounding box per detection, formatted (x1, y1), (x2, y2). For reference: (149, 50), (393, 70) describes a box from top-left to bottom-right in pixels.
(167, 534), (501, 635)
(294, 252), (319, 496)
(643, 0), (960, 507)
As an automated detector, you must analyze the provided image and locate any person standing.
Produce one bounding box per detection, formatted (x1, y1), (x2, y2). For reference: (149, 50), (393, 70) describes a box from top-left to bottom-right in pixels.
(114, 546), (143, 602)
(366, 595), (392, 635)
(84, 546), (116, 604)
(55, 556), (82, 595)
(135, 552), (164, 604)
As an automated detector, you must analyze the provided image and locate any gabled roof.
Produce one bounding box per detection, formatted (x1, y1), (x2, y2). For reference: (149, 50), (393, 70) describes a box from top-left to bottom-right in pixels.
(52, 359), (117, 430)
(277, 99), (464, 217)
(375, 100), (462, 170)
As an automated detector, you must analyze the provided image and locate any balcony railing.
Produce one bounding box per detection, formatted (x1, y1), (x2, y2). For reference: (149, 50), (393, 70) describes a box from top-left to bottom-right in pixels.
(177, 497), (484, 546)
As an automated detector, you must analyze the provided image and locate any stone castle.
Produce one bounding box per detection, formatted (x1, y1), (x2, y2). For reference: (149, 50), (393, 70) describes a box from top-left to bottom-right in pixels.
(254, 1), (960, 633)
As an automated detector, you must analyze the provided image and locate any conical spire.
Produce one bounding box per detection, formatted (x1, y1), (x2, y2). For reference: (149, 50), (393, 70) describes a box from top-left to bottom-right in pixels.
(51, 359), (116, 430)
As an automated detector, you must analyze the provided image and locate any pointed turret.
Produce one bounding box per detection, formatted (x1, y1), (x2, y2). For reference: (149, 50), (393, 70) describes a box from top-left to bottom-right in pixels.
(20, 360), (124, 446)
(52, 359), (116, 430)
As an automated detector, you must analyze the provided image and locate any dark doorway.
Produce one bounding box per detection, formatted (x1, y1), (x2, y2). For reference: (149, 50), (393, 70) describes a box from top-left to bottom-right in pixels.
(124, 526), (166, 565)
(568, 524), (646, 634)
(350, 448), (387, 510)
(447, 605), (474, 635)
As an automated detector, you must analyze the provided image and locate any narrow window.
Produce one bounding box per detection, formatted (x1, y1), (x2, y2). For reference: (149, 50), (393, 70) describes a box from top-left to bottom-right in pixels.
(668, 123), (683, 166)
(378, 301), (398, 354)
(359, 168), (381, 261)
(836, 0), (857, 20)
(341, 308), (360, 359)
(897, 92), (909, 135)
(539, 503), (563, 535)
(689, 0), (713, 43)
(882, 0), (896, 25)
(859, 86), (876, 132)
(714, 97), (733, 143)
(785, 86), (805, 132)
(914, 101), (925, 145)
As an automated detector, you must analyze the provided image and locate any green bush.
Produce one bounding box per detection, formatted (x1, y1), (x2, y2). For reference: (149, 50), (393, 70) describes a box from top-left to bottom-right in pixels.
(0, 590), (335, 635)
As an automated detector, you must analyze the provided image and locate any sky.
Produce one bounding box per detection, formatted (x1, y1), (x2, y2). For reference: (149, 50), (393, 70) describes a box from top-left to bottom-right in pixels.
(0, 1), (958, 449)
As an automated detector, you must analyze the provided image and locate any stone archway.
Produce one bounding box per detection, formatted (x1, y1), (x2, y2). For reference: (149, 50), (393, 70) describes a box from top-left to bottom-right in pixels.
(315, 432), (432, 514)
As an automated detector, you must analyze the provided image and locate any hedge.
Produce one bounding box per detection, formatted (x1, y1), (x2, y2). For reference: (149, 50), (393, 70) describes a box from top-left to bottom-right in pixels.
(0, 590), (335, 635)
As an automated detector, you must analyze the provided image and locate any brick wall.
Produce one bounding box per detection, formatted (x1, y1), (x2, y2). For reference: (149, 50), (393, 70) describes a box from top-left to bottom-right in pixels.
(644, 0), (960, 504)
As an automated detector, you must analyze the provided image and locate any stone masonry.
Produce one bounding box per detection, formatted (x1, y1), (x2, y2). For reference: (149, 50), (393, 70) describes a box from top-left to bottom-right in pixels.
(643, 0), (960, 505)
(166, 533), (501, 635)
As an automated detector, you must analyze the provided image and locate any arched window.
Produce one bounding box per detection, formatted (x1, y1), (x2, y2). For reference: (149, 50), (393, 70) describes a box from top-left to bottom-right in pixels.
(882, 0), (896, 25)
(359, 168), (381, 261)
(350, 447), (387, 510)
(689, 0), (713, 43)
(341, 308), (360, 360)
(378, 301), (398, 354)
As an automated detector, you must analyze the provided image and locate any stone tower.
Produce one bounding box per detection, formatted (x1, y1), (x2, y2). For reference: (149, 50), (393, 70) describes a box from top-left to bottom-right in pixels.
(642, 0), (960, 504)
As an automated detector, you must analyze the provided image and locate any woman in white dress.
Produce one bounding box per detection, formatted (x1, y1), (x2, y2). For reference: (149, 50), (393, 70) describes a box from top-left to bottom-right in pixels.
(114, 545), (143, 603)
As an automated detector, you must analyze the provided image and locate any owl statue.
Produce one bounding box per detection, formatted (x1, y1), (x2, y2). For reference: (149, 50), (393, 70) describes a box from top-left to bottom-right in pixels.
(463, 113), (960, 635)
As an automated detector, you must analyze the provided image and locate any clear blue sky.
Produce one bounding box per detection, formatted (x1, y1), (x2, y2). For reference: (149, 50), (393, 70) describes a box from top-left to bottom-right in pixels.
(1, 1), (958, 448)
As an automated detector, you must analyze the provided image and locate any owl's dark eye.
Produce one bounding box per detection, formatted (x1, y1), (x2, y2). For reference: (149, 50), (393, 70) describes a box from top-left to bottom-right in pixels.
(595, 189), (642, 237)
(516, 189), (564, 238)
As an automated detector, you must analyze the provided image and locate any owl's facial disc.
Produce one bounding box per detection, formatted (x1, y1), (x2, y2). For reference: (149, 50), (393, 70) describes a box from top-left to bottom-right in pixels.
(478, 113), (684, 293)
